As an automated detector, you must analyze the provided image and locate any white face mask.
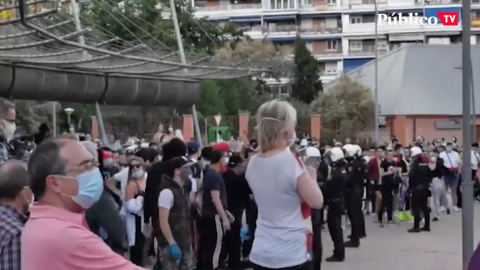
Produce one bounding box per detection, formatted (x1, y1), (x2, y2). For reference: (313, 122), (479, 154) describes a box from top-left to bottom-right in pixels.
(2, 121), (16, 141)
(223, 157), (229, 165)
(288, 131), (297, 147)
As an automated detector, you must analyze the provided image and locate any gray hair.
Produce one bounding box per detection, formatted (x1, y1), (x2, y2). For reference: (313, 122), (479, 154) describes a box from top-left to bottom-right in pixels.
(0, 160), (29, 200)
(80, 141), (98, 160)
(0, 98), (14, 117)
(28, 137), (73, 199)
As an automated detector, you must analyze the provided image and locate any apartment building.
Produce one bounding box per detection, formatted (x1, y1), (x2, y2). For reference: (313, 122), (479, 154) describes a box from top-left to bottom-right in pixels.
(193, 0), (480, 85)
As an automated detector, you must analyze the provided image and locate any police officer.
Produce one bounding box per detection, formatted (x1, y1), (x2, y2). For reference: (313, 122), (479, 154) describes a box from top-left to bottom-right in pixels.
(322, 147), (346, 262)
(343, 145), (366, 248)
(305, 146), (326, 270)
(408, 146), (432, 233)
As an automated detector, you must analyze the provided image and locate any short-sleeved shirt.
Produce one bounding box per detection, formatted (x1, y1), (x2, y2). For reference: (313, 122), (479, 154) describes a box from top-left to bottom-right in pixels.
(245, 148), (309, 268)
(22, 204), (143, 270)
(440, 151), (461, 168)
(202, 168), (227, 217)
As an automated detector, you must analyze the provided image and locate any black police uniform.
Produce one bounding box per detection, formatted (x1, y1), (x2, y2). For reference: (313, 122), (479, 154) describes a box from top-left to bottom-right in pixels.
(408, 155), (432, 232)
(311, 159), (329, 270)
(345, 156), (366, 247)
(322, 162), (347, 262)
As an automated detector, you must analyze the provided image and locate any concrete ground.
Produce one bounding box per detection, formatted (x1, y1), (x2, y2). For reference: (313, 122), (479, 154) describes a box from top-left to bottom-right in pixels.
(321, 203), (480, 270)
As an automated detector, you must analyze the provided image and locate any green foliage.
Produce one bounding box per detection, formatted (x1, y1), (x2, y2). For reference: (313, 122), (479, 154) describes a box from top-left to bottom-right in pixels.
(15, 101), (61, 133)
(291, 36), (322, 104)
(82, 0), (243, 55)
(198, 80), (226, 115)
(312, 76), (374, 143)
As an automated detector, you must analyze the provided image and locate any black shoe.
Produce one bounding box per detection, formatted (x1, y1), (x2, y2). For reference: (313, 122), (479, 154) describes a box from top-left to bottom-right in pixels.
(360, 234), (366, 239)
(433, 217), (439, 221)
(447, 209), (451, 215)
(366, 211), (371, 215)
(408, 228), (421, 233)
(344, 240), (360, 248)
(326, 255), (344, 262)
(347, 235), (352, 239)
(421, 227), (431, 232)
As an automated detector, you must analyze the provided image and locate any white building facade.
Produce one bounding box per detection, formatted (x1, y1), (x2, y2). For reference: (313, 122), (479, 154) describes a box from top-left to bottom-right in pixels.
(192, 0), (480, 85)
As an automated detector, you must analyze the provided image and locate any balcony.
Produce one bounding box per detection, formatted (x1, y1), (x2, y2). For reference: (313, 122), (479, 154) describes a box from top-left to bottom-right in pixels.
(194, 2), (262, 11)
(348, 45), (389, 56)
(299, 25), (342, 34)
(264, 24), (298, 33)
(416, 0), (479, 4)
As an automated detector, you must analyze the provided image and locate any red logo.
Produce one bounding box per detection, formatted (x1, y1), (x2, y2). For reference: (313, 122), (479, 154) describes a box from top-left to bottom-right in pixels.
(436, 11), (459, 26)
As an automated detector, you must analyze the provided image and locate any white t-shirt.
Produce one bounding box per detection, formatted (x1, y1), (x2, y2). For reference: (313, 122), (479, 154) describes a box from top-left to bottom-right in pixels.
(158, 178), (198, 210)
(439, 151), (461, 169)
(114, 167), (148, 200)
(245, 148), (309, 268)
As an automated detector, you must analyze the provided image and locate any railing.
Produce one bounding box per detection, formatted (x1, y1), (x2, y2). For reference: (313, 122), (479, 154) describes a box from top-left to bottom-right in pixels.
(349, 45), (389, 55)
(298, 25), (342, 34)
(194, 2), (262, 11)
(312, 49), (343, 55)
(264, 24), (298, 33)
(416, 0), (479, 4)
(0, 0), (55, 23)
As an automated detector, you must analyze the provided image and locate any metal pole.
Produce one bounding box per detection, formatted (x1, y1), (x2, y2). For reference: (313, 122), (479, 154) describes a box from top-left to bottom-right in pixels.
(70, 0), (88, 59)
(461, 0), (474, 268)
(52, 103), (57, 137)
(471, 59), (476, 141)
(95, 103), (108, 146)
(169, 0), (203, 146)
(374, 0), (379, 142)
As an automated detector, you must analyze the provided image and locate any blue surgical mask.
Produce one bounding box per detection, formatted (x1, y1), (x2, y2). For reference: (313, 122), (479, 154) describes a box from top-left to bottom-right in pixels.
(132, 169), (145, 179)
(70, 168), (104, 209)
(446, 147), (453, 152)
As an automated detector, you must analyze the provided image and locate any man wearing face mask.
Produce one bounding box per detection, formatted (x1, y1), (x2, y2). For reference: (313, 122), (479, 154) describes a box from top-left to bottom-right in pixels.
(22, 137), (145, 270)
(439, 142), (462, 212)
(157, 156), (193, 270)
(0, 160), (31, 270)
(0, 99), (17, 165)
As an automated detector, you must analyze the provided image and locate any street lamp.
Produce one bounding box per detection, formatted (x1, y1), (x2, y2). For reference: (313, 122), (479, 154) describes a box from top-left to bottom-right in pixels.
(64, 107), (74, 125)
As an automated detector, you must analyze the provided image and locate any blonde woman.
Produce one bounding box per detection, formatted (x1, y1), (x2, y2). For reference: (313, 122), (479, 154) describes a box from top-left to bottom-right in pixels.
(245, 100), (323, 270)
(124, 156), (147, 266)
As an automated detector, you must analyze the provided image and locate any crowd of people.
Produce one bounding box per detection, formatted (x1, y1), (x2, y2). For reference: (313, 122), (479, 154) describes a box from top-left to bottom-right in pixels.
(1, 97), (480, 270)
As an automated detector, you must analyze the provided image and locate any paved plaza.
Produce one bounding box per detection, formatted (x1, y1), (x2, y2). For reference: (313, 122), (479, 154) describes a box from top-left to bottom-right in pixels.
(321, 203), (480, 270)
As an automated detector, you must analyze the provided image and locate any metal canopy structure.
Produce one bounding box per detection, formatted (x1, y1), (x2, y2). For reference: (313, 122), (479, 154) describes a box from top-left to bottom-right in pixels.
(0, 0), (275, 106)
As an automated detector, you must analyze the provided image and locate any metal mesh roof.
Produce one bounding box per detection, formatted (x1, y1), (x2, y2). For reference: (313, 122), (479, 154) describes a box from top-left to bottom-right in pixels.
(0, 0), (276, 81)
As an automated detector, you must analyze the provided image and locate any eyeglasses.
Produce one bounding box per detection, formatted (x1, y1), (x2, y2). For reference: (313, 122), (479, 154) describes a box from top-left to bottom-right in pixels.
(65, 160), (99, 174)
(131, 164), (142, 169)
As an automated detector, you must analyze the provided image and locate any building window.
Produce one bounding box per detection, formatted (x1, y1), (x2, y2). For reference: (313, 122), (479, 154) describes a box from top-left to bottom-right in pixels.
(350, 41), (362, 50)
(326, 40), (338, 51)
(327, 0), (336, 4)
(325, 62), (338, 74)
(350, 16), (362, 24)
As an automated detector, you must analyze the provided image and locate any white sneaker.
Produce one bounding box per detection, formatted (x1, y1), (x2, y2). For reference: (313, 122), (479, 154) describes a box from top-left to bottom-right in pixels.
(454, 206), (460, 212)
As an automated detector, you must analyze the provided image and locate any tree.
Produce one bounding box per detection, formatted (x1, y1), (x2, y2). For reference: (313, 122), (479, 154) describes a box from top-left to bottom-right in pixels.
(291, 36), (322, 104)
(197, 80), (226, 115)
(82, 0), (243, 55)
(312, 76), (374, 143)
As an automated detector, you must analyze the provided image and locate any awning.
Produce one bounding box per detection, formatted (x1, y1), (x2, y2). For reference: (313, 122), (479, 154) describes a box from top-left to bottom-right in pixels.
(268, 36), (296, 42)
(263, 15), (296, 21)
(230, 17), (262, 23)
(389, 33), (424, 41)
(348, 35), (387, 40)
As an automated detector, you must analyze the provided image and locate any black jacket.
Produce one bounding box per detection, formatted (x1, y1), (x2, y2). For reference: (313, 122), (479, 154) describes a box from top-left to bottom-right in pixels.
(409, 156), (432, 193)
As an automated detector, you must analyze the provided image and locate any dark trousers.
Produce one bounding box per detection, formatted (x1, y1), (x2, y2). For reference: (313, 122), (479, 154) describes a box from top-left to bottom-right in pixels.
(411, 191), (430, 230)
(197, 215), (224, 270)
(346, 190), (364, 243)
(220, 211), (242, 270)
(130, 231), (145, 266)
(327, 202), (344, 259)
(242, 201), (257, 258)
(457, 174), (464, 208)
(311, 209), (323, 270)
(378, 188), (393, 223)
(366, 183), (376, 212)
(253, 261), (313, 270)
